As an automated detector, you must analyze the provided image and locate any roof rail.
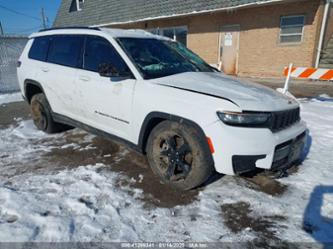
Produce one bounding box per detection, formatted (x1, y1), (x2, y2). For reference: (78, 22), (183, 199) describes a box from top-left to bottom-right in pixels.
(39, 26), (101, 32)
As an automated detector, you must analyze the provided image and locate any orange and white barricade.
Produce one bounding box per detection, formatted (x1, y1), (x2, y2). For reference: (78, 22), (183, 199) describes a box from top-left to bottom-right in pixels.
(283, 66), (333, 81)
(281, 63), (333, 95)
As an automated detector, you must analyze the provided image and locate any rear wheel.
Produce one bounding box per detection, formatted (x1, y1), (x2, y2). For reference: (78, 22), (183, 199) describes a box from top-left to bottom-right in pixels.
(146, 120), (214, 190)
(30, 93), (70, 133)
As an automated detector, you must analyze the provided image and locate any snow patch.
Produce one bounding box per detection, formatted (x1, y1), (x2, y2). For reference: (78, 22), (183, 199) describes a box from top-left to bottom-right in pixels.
(0, 92), (23, 105)
(0, 93), (23, 105)
(0, 98), (333, 243)
(322, 194), (333, 218)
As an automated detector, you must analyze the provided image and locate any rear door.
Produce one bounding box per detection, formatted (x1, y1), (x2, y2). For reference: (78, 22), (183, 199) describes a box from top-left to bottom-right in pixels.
(75, 35), (136, 140)
(40, 35), (84, 120)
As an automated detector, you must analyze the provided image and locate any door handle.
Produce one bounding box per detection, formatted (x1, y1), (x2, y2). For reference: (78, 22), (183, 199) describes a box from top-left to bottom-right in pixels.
(41, 67), (49, 72)
(79, 75), (90, 82)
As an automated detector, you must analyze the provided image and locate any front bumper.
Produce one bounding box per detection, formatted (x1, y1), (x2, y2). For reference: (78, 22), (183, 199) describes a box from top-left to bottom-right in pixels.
(204, 120), (307, 175)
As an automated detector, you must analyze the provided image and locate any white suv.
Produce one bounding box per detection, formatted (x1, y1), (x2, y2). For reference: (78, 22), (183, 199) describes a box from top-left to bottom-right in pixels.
(17, 27), (307, 190)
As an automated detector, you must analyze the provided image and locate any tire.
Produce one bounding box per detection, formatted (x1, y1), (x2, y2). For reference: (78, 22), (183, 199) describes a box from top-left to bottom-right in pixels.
(146, 120), (214, 190)
(30, 93), (70, 133)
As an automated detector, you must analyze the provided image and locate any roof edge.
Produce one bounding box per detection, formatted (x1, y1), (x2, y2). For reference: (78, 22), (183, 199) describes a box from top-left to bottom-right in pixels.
(92, 0), (289, 28)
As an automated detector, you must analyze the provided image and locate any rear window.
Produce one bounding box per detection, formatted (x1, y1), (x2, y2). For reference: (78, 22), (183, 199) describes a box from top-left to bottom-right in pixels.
(47, 35), (83, 68)
(28, 36), (50, 61)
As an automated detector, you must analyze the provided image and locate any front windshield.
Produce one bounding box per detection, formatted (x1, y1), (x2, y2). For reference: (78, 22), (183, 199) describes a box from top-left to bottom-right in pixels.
(166, 41), (215, 73)
(117, 38), (214, 79)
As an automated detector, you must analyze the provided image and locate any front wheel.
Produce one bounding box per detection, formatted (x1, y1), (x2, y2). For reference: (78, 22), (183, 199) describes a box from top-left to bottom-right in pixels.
(146, 120), (214, 190)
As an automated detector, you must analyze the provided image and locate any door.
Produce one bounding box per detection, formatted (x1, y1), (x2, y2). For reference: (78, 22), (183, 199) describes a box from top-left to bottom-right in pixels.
(76, 35), (136, 140)
(38, 35), (84, 120)
(219, 25), (240, 75)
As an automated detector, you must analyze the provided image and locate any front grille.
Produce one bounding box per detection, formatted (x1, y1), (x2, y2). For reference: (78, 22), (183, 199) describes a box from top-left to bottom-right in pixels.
(270, 108), (300, 132)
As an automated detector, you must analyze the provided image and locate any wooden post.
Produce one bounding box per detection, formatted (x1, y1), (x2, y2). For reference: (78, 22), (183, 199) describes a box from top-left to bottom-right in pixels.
(0, 21), (4, 36)
(41, 8), (47, 29)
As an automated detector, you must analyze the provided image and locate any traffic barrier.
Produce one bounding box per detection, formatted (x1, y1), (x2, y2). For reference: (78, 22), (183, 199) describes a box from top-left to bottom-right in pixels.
(281, 63), (332, 95)
(283, 66), (333, 81)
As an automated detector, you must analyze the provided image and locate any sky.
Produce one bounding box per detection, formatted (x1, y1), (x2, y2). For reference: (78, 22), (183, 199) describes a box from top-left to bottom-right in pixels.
(0, 0), (62, 35)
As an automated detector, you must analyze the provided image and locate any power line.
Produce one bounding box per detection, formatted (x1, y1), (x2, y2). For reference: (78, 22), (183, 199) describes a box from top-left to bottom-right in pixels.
(0, 3), (41, 21)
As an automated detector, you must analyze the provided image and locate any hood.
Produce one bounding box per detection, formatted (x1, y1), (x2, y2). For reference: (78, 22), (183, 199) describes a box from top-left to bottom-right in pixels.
(151, 72), (299, 112)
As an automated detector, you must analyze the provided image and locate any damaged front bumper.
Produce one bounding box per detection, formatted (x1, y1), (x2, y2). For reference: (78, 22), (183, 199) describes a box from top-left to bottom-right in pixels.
(204, 119), (307, 175)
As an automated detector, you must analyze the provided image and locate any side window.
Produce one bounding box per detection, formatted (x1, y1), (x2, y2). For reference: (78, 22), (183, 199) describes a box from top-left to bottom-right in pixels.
(28, 37), (50, 61)
(280, 15), (305, 44)
(83, 36), (131, 75)
(47, 35), (83, 68)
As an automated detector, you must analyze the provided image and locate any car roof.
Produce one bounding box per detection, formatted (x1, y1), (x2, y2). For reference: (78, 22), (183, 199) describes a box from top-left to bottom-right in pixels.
(29, 27), (171, 41)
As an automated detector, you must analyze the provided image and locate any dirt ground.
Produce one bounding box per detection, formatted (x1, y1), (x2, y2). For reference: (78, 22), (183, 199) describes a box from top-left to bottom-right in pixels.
(0, 100), (297, 243)
(245, 77), (333, 98)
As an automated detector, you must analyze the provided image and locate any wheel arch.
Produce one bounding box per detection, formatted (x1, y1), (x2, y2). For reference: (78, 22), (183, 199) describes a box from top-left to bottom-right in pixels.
(24, 79), (45, 103)
(138, 112), (213, 160)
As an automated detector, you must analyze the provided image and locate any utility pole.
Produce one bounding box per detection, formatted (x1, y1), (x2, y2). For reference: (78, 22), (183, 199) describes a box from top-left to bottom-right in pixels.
(0, 21), (4, 36)
(41, 8), (47, 29)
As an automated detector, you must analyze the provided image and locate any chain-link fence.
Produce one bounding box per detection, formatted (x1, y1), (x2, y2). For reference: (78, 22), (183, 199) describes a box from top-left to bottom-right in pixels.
(0, 36), (28, 93)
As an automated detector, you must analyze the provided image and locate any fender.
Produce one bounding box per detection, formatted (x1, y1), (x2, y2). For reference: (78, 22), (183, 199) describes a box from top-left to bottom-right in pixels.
(138, 111), (214, 165)
(24, 79), (45, 103)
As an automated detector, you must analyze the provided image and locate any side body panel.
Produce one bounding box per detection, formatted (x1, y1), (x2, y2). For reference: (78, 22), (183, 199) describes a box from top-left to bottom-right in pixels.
(75, 68), (136, 141)
(39, 63), (82, 121)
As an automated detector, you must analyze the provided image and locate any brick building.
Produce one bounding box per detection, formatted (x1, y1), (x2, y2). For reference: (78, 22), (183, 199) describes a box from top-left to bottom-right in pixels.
(54, 0), (333, 77)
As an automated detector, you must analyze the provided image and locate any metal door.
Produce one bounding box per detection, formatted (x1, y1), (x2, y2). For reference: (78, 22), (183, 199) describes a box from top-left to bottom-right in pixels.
(219, 25), (240, 75)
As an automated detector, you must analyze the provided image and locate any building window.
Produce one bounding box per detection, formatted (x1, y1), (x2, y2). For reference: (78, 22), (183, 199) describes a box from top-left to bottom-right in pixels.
(280, 15), (305, 44)
(148, 26), (188, 46)
(69, 0), (84, 12)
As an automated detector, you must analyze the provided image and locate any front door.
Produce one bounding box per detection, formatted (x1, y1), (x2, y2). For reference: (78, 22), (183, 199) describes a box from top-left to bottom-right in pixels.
(76, 35), (136, 140)
(219, 25), (240, 75)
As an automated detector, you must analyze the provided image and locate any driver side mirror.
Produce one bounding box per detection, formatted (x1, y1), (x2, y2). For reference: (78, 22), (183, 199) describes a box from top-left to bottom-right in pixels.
(98, 63), (133, 79)
(98, 63), (119, 77)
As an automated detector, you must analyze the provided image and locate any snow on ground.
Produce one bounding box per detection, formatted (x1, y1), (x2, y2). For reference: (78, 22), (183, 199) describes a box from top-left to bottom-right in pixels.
(0, 92), (22, 105)
(0, 95), (332, 244)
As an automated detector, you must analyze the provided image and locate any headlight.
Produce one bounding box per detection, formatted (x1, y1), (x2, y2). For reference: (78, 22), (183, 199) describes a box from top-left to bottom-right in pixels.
(217, 111), (271, 126)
